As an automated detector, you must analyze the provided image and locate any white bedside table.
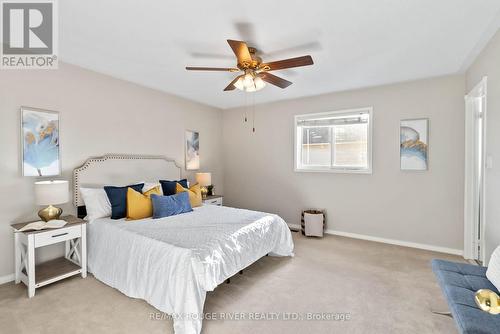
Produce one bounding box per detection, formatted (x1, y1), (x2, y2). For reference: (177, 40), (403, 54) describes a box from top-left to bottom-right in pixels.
(203, 195), (223, 206)
(11, 215), (87, 298)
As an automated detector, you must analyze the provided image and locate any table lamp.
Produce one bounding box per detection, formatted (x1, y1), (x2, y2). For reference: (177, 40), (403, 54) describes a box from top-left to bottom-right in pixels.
(195, 172), (211, 199)
(34, 180), (69, 221)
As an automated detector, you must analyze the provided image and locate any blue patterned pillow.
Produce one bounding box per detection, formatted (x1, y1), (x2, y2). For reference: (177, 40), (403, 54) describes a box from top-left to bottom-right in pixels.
(159, 179), (188, 196)
(104, 183), (144, 219)
(151, 192), (192, 219)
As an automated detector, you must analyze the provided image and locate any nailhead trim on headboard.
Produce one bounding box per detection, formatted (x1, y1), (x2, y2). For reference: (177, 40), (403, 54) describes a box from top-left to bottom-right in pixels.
(73, 154), (182, 206)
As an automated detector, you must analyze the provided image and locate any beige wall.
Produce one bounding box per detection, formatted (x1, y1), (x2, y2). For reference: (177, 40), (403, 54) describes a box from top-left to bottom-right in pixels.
(466, 29), (500, 263)
(2, 49), (489, 279)
(223, 75), (465, 251)
(0, 63), (224, 278)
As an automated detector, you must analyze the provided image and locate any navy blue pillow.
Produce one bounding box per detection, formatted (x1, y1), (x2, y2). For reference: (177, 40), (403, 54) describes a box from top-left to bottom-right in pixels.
(151, 192), (192, 219)
(159, 179), (188, 196)
(104, 183), (144, 219)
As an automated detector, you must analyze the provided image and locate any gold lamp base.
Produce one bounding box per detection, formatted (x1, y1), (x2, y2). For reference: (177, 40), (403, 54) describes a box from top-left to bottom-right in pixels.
(38, 205), (63, 222)
(475, 289), (500, 315)
(200, 186), (208, 199)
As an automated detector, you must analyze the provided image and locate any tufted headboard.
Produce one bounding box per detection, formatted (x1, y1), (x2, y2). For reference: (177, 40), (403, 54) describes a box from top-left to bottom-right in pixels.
(73, 154), (182, 207)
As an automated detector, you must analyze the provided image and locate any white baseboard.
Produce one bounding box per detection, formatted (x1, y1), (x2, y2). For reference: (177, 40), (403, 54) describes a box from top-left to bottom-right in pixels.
(325, 230), (463, 256)
(288, 224), (463, 256)
(0, 273), (14, 285)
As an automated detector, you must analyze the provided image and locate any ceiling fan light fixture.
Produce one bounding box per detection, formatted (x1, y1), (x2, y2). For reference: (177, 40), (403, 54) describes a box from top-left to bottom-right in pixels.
(234, 76), (245, 90)
(252, 76), (266, 91)
(243, 73), (254, 88)
(244, 84), (258, 92)
(234, 72), (266, 92)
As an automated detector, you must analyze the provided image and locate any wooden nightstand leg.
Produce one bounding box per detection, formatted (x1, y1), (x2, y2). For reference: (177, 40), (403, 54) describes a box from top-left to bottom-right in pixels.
(27, 234), (35, 298)
(14, 233), (20, 284)
(81, 226), (87, 278)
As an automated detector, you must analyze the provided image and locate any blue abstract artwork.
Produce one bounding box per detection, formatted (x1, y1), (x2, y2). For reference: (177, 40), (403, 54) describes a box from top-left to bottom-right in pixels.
(185, 130), (199, 170)
(400, 119), (428, 171)
(22, 107), (60, 176)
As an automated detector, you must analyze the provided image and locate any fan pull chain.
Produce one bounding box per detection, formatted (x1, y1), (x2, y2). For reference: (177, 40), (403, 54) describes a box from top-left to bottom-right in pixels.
(244, 92), (248, 122)
(252, 93), (256, 133)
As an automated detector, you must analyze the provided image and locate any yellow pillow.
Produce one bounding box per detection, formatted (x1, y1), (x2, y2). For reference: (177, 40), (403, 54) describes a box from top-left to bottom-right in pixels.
(126, 186), (162, 220)
(176, 183), (202, 207)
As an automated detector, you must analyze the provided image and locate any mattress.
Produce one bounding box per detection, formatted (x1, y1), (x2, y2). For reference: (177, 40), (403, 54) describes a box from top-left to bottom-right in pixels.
(87, 204), (294, 334)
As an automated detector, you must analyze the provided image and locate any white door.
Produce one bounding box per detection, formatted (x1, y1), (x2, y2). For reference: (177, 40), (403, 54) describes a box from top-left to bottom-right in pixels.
(464, 77), (487, 262)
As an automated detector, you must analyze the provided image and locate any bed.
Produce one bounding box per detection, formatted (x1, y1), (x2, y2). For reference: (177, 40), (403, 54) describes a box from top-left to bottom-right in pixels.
(73, 155), (294, 334)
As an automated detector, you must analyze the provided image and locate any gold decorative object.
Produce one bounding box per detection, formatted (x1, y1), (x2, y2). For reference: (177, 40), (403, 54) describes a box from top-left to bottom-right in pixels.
(38, 205), (63, 222)
(200, 186), (208, 199)
(475, 289), (500, 315)
(34, 180), (69, 222)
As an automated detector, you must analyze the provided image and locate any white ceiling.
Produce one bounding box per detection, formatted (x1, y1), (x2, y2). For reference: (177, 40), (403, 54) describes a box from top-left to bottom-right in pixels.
(60, 0), (500, 109)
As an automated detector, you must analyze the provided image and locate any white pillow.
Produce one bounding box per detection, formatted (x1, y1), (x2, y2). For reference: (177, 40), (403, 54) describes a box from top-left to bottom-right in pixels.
(487, 246), (500, 291)
(142, 182), (163, 194)
(80, 187), (111, 221)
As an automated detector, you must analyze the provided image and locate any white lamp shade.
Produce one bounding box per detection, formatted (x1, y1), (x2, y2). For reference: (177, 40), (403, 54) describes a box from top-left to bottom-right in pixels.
(195, 173), (212, 187)
(34, 180), (69, 206)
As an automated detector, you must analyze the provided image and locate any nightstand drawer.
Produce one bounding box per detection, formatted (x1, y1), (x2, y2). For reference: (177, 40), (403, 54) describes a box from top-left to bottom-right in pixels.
(34, 225), (82, 248)
(204, 197), (223, 206)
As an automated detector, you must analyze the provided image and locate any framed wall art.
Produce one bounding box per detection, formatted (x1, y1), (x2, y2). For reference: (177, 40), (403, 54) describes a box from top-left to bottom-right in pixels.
(400, 118), (429, 171)
(21, 107), (61, 177)
(185, 130), (200, 170)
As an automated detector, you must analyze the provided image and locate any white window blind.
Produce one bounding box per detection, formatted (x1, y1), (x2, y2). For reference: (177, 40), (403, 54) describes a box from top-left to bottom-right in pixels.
(294, 108), (373, 173)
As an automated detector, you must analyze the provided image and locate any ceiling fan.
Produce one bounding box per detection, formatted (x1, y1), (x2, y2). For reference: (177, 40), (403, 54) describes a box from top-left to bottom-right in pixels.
(186, 40), (314, 92)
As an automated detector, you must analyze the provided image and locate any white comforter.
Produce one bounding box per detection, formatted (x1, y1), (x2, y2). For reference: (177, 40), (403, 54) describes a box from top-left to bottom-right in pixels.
(87, 205), (294, 334)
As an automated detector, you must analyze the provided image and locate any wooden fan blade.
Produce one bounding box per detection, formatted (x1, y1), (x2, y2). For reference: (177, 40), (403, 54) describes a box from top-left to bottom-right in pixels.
(227, 40), (253, 65)
(224, 75), (243, 91)
(186, 66), (239, 72)
(260, 55), (313, 71)
(259, 72), (292, 89)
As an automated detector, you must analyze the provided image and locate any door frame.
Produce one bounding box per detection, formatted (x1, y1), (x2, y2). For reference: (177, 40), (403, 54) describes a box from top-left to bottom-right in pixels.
(464, 77), (487, 261)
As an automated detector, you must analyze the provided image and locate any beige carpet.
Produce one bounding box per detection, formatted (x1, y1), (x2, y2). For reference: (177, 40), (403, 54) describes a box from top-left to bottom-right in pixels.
(0, 233), (461, 334)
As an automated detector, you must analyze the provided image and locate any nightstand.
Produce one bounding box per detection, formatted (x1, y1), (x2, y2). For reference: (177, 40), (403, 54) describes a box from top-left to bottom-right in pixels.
(11, 215), (87, 298)
(203, 195), (223, 206)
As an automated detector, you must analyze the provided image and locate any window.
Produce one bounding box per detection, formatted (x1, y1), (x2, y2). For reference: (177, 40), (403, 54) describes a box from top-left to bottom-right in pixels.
(294, 108), (372, 173)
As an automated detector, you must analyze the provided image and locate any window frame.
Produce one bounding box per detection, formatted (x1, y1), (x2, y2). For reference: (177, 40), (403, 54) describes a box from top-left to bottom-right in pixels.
(294, 107), (373, 174)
